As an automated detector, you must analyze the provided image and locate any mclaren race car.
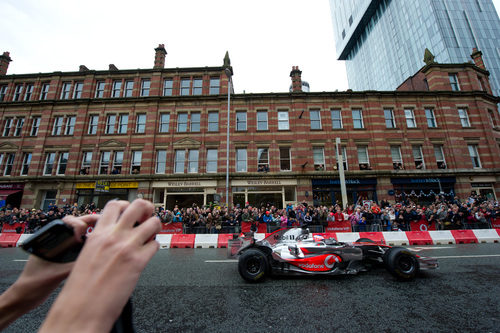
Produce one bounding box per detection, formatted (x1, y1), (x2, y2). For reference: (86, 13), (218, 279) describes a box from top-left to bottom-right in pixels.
(228, 227), (438, 282)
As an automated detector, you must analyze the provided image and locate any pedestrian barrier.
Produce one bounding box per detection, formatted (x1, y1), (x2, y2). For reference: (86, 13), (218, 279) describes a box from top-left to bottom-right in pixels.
(170, 234), (196, 248)
(428, 230), (455, 244)
(335, 232), (360, 243)
(194, 234), (218, 248)
(359, 232), (385, 244)
(472, 229), (500, 243)
(156, 234), (173, 248)
(0, 233), (22, 248)
(405, 231), (433, 245)
(217, 234), (235, 248)
(382, 231), (409, 246)
(450, 230), (478, 244)
(16, 234), (32, 246)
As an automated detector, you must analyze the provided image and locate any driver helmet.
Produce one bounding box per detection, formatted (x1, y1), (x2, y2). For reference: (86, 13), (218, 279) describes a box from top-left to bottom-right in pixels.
(313, 235), (325, 243)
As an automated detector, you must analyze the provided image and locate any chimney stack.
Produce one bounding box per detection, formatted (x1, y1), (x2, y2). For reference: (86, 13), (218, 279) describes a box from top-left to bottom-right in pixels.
(471, 48), (485, 70)
(0, 52), (12, 76)
(154, 44), (167, 69)
(290, 66), (302, 93)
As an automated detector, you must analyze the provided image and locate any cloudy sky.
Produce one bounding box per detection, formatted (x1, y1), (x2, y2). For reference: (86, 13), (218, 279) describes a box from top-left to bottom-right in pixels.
(1, 0), (499, 94)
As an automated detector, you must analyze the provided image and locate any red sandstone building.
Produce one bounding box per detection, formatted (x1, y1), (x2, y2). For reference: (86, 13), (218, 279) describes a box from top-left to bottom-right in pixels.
(0, 45), (499, 210)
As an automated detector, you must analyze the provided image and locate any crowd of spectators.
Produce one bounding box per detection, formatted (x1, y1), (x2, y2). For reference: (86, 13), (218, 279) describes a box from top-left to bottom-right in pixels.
(1, 193), (498, 234)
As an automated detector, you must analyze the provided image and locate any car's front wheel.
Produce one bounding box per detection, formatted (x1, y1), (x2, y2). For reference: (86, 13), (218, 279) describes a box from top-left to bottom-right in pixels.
(383, 247), (420, 280)
(238, 248), (269, 282)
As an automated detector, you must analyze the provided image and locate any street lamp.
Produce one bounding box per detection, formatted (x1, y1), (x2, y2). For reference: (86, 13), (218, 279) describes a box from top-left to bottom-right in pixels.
(225, 67), (233, 209)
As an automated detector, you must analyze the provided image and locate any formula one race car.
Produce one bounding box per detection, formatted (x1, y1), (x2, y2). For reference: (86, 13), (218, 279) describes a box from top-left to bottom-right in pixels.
(228, 228), (438, 282)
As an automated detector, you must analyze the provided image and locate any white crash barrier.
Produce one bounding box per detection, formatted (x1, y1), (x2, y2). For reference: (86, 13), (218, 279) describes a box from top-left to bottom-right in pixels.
(472, 229), (500, 243)
(156, 234), (173, 249)
(194, 234), (218, 248)
(254, 233), (267, 241)
(428, 230), (455, 245)
(382, 231), (409, 246)
(16, 234), (32, 247)
(336, 232), (360, 243)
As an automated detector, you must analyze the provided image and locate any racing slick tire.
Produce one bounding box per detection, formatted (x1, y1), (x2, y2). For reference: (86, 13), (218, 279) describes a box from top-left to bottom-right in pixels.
(383, 247), (420, 280)
(238, 248), (270, 282)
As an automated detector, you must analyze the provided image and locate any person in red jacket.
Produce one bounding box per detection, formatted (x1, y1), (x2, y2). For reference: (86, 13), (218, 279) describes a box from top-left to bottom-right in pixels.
(333, 207), (345, 223)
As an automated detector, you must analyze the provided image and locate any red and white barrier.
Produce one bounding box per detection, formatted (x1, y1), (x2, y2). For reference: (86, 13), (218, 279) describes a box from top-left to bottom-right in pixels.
(382, 231), (409, 246)
(428, 231), (455, 244)
(194, 234), (218, 248)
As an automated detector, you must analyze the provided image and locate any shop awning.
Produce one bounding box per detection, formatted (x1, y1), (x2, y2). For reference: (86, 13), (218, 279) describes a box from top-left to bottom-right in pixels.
(0, 190), (21, 200)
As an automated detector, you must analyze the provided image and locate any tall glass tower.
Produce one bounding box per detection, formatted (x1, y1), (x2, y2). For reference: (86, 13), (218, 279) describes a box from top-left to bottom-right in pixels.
(330, 0), (500, 96)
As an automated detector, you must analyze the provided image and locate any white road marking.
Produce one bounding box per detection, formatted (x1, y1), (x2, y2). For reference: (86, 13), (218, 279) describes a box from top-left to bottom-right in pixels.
(433, 254), (500, 259)
(412, 247), (455, 251)
(205, 260), (238, 263)
(13, 259), (28, 262)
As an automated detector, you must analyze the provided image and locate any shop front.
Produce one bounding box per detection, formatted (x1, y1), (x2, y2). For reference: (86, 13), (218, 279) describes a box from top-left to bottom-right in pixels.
(152, 180), (217, 210)
(391, 177), (456, 205)
(312, 178), (378, 206)
(0, 183), (24, 209)
(469, 176), (497, 201)
(231, 179), (297, 209)
(76, 181), (139, 208)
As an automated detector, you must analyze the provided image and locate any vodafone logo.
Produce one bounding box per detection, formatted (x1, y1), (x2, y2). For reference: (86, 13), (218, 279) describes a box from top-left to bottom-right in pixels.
(324, 255), (339, 269)
(419, 224), (428, 231)
(299, 263), (325, 269)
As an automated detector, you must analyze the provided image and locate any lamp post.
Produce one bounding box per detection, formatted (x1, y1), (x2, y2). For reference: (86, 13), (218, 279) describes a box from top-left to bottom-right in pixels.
(225, 67), (232, 209)
(336, 137), (348, 209)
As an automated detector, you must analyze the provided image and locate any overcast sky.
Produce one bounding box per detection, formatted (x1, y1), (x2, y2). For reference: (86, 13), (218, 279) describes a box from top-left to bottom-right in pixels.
(1, 0), (499, 94)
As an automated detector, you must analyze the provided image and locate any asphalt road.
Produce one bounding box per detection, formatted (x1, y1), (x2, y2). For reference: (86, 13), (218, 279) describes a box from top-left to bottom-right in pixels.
(1, 244), (500, 332)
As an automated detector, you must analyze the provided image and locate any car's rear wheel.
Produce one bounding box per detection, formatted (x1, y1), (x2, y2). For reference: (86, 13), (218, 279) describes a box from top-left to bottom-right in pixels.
(238, 248), (269, 282)
(383, 247), (420, 280)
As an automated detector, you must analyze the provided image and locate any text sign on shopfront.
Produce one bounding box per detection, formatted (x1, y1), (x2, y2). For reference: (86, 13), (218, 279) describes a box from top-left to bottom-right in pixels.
(95, 181), (110, 192)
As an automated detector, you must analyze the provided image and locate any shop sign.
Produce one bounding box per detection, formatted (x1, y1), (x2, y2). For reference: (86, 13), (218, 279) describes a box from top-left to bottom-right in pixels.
(0, 183), (24, 190)
(110, 182), (139, 189)
(95, 181), (110, 192)
(231, 179), (297, 186)
(311, 178), (377, 186)
(471, 183), (493, 188)
(153, 180), (217, 188)
(76, 182), (95, 189)
(391, 177), (456, 184)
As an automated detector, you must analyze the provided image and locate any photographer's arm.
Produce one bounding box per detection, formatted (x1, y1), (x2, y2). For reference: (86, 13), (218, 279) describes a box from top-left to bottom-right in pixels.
(40, 199), (160, 333)
(0, 215), (95, 331)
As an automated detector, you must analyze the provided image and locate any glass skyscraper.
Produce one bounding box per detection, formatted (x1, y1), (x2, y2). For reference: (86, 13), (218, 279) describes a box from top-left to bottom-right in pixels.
(330, 0), (500, 96)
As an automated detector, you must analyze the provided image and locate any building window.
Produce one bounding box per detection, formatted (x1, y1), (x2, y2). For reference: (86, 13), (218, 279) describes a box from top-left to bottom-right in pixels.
(236, 111), (247, 131)
(131, 151), (142, 174)
(180, 79), (190, 96)
(336, 146), (348, 171)
(391, 146), (404, 170)
(208, 111), (219, 132)
(14, 85), (23, 101)
(177, 113), (188, 132)
(159, 113), (170, 133)
(88, 115), (99, 135)
(31, 116), (40, 136)
(257, 148), (269, 172)
(236, 148), (247, 172)
(2, 118), (13, 136)
(60, 82), (71, 99)
(106, 115), (116, 134)
(163, 79), (173, 96)
(190, 112), (200, 132)
(64, 116), (76, 135)
(280, 147), (291, 171)
(331, 109), (342, 129)
(156, 150), (166, 174)
(458, 108), (470, 127)
(209, 78), (220, 95)
(257, 111), (268, 131)
(140, 79), (150, 97)
(24, 84), (34, 101)
(193, 78), (202, 95)
(99, 152), (110, 174)
(278, 111), (289, 130)
(449, 74), (460, 91)
(57, 152), (69, 175)
(174, 150), (185, 173)
(112, 81), (122, 98)
(352, 109), (364, 129)
(73, 82), (83, 99)
(136, 114), (146, 133)
(488, 109), (498, 128)
(434, 145), (446, 169)
(313, 147), (325, 171)
(206, 149), (218, 173)
(44, 153), (55, 175)
(357, 146), (370, 170)
(118, 114), (128, 134)
(95, 81), (105, 98)
(405, 109), (416, 128)
(21, 153), (31, 176)
(40, 83), (50, 100)
(188, 150), (199, 173)
(468, 145), (481, 168)
(124, 80), (134, 97)
(52, 116), (64, 135)
(4, 153), (15, 176)
(310, 110), (321, 130)
(412, 145), (425, 169)
(0, 86), (8, 101)
(478, 76), (486, 91)
(384, 109), (395, 128)
(112, 151), (123, 174)
(81, 152), (92, 174)
(14, 117), (24, 137)
(425, 108), (437, 128)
